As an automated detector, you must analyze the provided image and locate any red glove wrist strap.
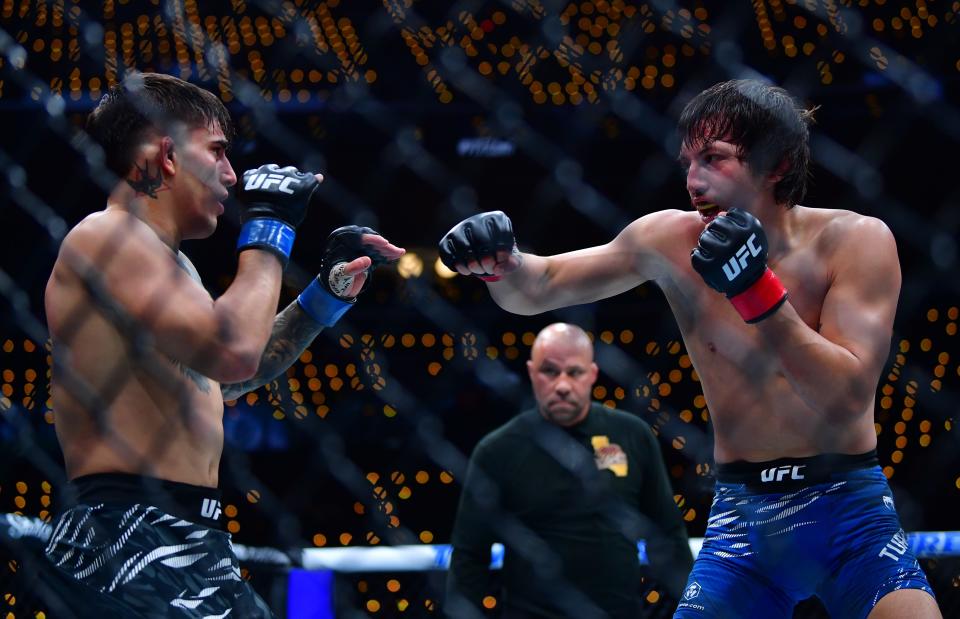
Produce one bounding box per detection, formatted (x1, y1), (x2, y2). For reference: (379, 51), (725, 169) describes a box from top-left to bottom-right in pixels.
(729, 268), (788, 323)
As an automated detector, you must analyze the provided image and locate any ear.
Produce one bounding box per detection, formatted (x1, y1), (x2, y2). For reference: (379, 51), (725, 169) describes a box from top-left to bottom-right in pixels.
(159, 136), (176, 177)
(526, 360), (535, 382)
(588, 362), (599, 385)
(767, 157), (791, 185)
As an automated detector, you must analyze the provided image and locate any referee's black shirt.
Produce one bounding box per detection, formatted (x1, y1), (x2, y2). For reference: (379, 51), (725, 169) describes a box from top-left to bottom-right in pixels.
(447, 403), (693, 618)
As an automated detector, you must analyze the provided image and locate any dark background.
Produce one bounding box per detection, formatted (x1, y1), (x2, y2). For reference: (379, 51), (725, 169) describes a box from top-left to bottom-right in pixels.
(1, 1), (959, 616)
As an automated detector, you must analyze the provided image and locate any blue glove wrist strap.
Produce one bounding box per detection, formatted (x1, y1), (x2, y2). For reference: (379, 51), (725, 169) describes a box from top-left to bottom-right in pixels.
(237, 219), (296, 266)
(297, 278), (354, 327)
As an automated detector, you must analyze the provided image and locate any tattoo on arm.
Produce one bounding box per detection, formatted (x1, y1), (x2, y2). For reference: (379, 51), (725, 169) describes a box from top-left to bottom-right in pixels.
(221, 301), (323, 401)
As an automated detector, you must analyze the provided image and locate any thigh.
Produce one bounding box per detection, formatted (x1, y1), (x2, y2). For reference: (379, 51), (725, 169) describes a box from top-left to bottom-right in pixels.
(820, 528), (934, 619)
(672, 486), (799, 619)
(818, 475), (935, 619)
(115, 517), (274, 617)
(673, 553), (794, 619)
(868, 589), (941, 619)
(48, 505), (274, 617)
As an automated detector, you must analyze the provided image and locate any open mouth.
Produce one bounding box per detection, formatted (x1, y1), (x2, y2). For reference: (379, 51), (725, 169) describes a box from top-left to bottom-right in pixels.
(695, 202), (721, 222)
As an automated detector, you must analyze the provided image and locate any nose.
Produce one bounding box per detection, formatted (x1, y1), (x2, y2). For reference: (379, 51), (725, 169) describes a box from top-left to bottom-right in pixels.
(686, 163), (706, 199)
(222, 158), (238, 188)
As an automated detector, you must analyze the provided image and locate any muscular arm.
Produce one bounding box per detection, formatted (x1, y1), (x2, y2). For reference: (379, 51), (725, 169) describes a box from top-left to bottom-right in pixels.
(50, 211), (282, 383)
(487, 212), (677, 315)
(756, 217), (900, 419)
(220, 300), (322, 400)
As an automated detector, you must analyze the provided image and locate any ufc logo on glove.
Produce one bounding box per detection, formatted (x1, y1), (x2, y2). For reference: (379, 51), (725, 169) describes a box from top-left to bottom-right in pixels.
(244, 173), (300, 194)
(691, 210), (789, 323)
(722, 233), (763, 281)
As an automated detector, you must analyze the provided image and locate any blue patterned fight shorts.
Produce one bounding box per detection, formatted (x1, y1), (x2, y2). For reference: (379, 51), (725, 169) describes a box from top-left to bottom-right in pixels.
(674, 450), (934, 619)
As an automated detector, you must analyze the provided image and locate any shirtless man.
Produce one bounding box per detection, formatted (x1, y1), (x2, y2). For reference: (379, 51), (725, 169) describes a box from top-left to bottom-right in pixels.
(43, 73), (403, 616)
(439, 80), (939, 618)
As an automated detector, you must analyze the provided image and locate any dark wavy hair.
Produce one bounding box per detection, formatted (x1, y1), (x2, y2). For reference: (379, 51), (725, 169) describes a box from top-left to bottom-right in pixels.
(87, 72), (234, 178)
(678, 79), (816, 207)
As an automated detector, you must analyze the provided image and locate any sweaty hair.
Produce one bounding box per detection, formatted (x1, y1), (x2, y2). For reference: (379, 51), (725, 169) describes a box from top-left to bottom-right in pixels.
(678, 79), (816, 207)
(86, 72), (234, 178)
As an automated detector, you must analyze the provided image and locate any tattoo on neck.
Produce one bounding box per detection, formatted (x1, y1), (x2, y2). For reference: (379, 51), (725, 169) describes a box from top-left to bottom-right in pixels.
(127, 160), (166, 198)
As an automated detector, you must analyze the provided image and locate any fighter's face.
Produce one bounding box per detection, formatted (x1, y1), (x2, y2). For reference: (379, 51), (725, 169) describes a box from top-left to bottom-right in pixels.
(679, 138), (768, 223)
(176, 124), (236, 239)
(527, 340), (598, 427)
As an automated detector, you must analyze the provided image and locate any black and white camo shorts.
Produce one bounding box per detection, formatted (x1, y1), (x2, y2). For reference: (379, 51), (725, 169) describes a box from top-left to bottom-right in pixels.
(44, 473), (273, 618)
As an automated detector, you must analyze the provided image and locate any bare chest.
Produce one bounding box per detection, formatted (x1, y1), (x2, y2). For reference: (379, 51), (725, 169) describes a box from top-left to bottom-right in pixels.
(659, 244), (832, 375)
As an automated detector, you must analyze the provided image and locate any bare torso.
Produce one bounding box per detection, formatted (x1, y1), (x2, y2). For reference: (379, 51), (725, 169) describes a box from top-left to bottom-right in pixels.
(650, 207), (881, 463)
(46, 227), (224, 487)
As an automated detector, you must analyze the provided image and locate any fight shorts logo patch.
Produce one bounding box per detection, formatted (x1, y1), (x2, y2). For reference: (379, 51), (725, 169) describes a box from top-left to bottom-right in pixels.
(683, 582), (702, 601)
(883, 495), (895, 511)
(590, 435), (627, 477)
(200, 498), (222, 521)
(760, 464), (805, 483)
(879, 529), (909, 562)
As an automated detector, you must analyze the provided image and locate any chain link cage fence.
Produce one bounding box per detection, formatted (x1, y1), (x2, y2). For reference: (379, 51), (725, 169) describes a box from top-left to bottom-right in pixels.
(1, 0), (959, 617)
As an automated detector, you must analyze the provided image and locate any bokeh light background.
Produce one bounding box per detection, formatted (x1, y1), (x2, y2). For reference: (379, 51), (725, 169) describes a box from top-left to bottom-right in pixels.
(1, 0), (959, 616)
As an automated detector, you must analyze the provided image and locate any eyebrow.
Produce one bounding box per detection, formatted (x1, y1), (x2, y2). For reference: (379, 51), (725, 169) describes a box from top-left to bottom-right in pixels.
(209, 138), (231, 152)
(677, 140), (719, 164)
(539, 361), (585, 371)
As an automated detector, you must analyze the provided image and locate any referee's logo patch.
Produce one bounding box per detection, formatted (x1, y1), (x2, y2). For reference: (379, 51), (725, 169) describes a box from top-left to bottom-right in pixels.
(591, 435), (628, 477)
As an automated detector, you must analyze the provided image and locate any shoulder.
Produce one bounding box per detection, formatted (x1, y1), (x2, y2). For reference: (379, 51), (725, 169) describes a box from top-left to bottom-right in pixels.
(61, 209), (163, 258)
(598, 406), (656, 437)
(805, 207), (895, 250)
(804, 207), (898, 271)
(800, 208), (900, 304)
(175, 252), (203, 284)
(54, 210), (190, 299)
(475, 411), (536, 453)
(612, 210), (704, 280)
(617, 209), (702, 248)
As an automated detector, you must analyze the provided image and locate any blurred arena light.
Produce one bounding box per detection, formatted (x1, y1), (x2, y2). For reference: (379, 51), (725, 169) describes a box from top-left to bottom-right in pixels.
(396, 252), (424, 279)
(434, 257), (457, 280)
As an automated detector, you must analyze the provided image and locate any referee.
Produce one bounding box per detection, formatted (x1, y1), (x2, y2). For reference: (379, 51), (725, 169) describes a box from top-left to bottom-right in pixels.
(446, 323), (693, 618)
